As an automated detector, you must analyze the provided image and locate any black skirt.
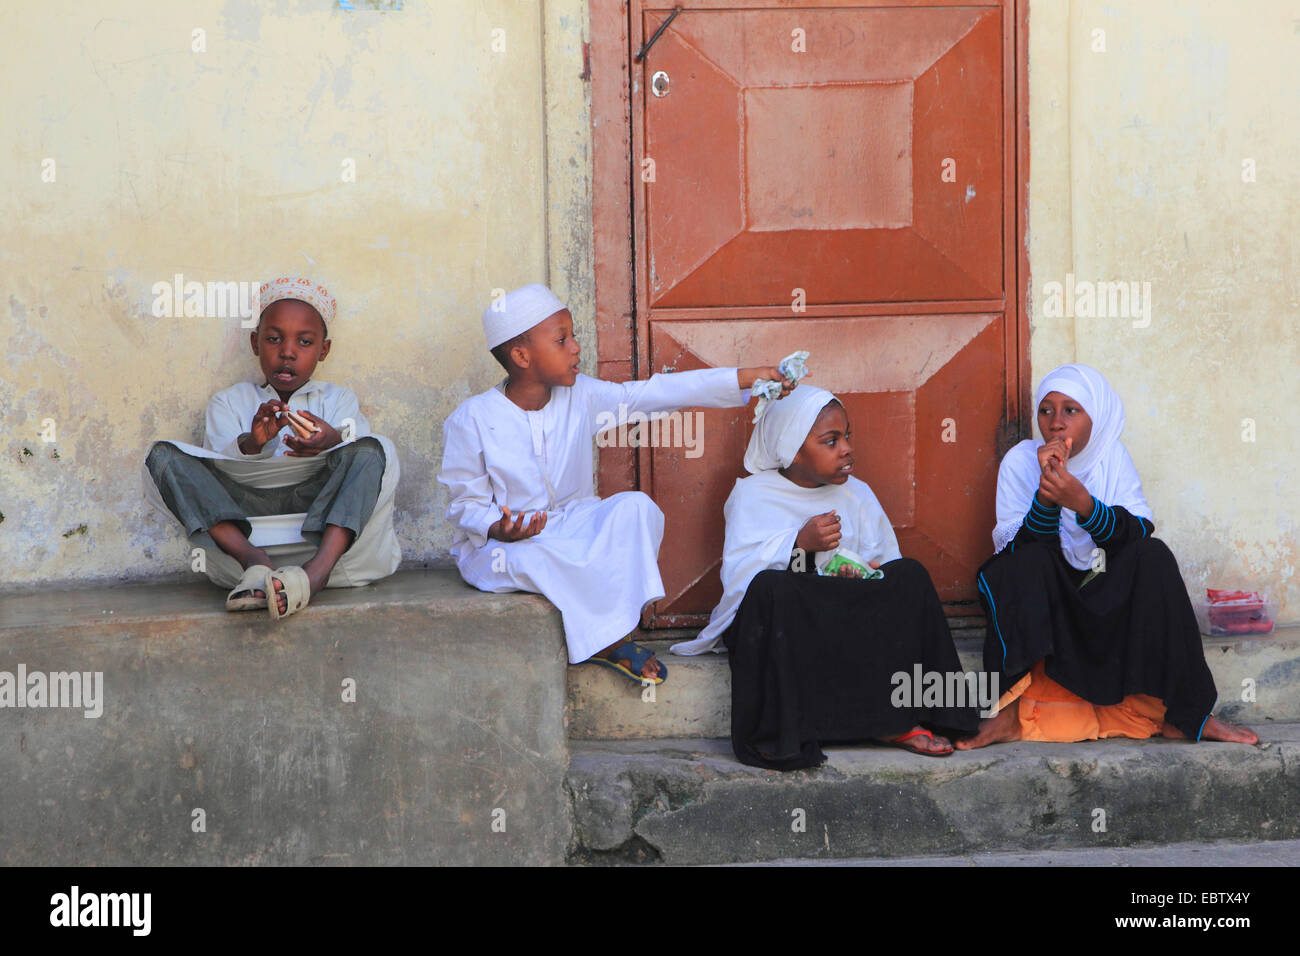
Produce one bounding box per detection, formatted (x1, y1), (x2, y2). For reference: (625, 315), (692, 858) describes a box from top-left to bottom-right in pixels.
(975, 535), (1216, 738)
(721, 557), (982, 770)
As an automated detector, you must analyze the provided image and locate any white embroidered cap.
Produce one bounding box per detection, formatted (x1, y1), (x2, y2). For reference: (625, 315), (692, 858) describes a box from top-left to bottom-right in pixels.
(258, 277), (336, 326)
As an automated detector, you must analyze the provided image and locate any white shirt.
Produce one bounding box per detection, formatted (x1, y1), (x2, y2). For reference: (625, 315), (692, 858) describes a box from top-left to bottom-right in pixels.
(204, 379), (371, 460)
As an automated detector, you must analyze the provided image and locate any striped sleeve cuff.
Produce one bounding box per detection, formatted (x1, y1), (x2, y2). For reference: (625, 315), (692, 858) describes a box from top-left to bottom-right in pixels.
(1024, 496), (1062, 534)
(1078, 496), (1117, 542)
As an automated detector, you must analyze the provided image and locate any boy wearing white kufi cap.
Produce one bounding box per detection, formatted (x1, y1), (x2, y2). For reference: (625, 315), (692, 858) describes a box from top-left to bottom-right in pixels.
(143, 277), (402, 621)
(438, 283), (794, 683)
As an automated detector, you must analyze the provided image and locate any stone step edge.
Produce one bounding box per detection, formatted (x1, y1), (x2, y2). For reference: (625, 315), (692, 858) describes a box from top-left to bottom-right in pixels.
(628, 626), (1300, 661)
(565, 727), (1300, 864)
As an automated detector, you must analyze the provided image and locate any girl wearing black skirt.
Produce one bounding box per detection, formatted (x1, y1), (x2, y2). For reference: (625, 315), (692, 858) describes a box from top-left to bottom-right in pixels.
(956, 364), (1257, 750)
(671, 385), (981, 769)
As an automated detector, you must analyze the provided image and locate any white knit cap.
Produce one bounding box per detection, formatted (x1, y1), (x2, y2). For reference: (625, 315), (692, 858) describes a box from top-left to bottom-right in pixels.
(259, 276), (336, 326)
(482, 284), (567, 350)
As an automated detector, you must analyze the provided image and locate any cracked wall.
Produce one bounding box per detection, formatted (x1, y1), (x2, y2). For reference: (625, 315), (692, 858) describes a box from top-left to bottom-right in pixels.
(0, 0), (593, 589)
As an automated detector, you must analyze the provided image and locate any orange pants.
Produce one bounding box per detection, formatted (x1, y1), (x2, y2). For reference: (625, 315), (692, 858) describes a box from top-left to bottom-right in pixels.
(996, 660), (1167, 742)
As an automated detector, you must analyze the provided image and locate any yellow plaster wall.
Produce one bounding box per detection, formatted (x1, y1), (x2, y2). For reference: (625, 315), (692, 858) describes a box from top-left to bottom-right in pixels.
(1, 0), (592, 587)
(3, 0), (1295, 630)
(1027, 0), (1299, 622)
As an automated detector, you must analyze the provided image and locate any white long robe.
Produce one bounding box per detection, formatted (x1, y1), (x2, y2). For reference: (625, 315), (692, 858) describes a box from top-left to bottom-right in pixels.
(670, 470), (902, 656)
(438, 369), (746, 663)
(141, 378), (402, 589)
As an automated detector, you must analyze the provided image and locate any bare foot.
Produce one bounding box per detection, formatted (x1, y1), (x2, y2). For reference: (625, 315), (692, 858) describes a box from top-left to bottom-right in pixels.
(954, 700), (1022, 750)
(1162, 715), (1258, 745)
(593, 637), (663, 680)
(878, 726), (953, 755)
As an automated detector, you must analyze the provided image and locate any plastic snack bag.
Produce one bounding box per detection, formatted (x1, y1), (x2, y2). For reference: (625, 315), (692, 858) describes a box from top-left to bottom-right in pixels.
(816, 548), (884, 580)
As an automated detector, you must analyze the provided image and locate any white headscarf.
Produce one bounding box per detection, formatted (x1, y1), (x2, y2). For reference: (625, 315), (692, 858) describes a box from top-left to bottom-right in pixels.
(992, 363), (1153, 569)
(482, 283), (566, 350)
(672, 385), (902, 655)
(743, 384), (837, 473)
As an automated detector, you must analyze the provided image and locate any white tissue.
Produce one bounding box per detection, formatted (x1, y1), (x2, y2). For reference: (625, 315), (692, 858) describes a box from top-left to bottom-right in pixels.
(751, 350), (811, 423)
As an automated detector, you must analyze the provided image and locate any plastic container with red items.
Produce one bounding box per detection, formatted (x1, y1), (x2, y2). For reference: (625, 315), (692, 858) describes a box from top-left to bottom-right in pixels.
(1195, 589), (1276, 636)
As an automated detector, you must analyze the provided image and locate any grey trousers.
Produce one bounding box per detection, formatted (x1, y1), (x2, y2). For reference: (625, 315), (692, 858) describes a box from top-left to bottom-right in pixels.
(144, 438), (385, 554)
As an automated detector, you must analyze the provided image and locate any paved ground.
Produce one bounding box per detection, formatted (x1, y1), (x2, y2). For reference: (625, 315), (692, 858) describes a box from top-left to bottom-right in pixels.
(739, 838), (1300, 866)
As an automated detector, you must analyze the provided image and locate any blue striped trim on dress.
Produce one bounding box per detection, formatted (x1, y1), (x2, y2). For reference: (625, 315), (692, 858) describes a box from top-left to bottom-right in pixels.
(978, 572), (1008, 670)
(1079, 496), (1118, 542)
(1025, 497), (1062, 534)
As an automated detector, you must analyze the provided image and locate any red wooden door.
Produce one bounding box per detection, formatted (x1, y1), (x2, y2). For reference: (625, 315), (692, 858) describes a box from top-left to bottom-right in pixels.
(604, 0), (1027, 627)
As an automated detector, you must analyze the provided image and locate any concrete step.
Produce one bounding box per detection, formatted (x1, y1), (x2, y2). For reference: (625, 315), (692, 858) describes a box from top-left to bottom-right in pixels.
(732, 837), (1300, 867)
(566, 627), (1300, 740)
(0, 570), (572, 865)
(566, 724), (1300, 865)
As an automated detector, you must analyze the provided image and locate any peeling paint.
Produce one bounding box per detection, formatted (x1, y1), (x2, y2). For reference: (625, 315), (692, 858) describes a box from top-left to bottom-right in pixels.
(2, 0), (586, 590)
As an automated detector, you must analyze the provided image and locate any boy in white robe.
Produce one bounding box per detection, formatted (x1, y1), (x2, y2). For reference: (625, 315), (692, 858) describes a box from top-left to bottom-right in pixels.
(143, 277), (401, 619)
(437, 283), (792, 682)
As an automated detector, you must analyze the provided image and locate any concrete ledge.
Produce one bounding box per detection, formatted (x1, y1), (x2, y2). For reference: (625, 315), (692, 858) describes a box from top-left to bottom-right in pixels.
(567, 725), (1300, 865)
(736, 837), (1300, 866)
(567, 639), (731, 740)
(567, 629), (1300, 740)
(0, 570), (571, 865)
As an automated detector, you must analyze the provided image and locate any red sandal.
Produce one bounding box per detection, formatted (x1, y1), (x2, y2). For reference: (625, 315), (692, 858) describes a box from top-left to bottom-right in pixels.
(880, 728), (954, 758)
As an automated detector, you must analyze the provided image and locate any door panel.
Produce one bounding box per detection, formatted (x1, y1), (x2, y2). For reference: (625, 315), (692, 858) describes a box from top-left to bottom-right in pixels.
(643, 5), (1004, 308)
(624, 1), (1023, 626)
(648, 314), (1003, 622)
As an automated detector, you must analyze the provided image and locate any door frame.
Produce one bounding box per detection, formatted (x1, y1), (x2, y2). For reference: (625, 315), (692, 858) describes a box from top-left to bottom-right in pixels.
(589, 0), (1032, 593)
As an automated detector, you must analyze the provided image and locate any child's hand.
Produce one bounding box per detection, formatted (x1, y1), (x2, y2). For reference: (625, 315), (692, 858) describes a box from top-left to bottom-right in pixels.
(795, 510), (841, 553)
(738, 367), (796, 397)
(283, 411), (343, 457)
(834, 558), (880, 578)
(1035, 474), (1060, 507)
(246, 400), (287, 450)
(1039, 457), (1091, 515)
(1037, 437), (1070, 473)
(489, 507), (548, 542)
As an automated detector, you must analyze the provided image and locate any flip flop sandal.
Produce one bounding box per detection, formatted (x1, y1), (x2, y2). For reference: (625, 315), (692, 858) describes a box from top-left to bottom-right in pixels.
(265, 566), (312, 621)
(226, 564), (273, 611)
(588, 640), (667, 685)
(881, 728), (953, 758)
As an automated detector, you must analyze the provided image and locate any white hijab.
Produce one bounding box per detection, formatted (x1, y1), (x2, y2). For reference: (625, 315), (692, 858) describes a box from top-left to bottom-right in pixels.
(993, 364), (1152, 569)
(743, 384), (839, 473)
(672, 386), (901, 655)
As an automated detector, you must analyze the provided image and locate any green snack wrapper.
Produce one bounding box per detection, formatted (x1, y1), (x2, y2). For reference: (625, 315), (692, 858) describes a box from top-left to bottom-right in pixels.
(821, 553), (884, 579)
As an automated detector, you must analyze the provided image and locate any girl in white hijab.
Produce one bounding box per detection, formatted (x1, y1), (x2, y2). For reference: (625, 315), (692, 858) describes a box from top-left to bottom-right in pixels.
(959, 364), (1257, 749)
(673, 385), (981, 769)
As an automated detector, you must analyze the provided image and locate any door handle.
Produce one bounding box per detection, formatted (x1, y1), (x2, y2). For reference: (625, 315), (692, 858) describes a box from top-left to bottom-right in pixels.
(634, 6), (682, 63)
